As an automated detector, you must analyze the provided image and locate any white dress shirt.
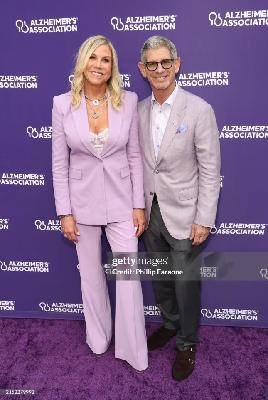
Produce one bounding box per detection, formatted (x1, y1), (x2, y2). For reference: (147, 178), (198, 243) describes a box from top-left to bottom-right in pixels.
(151, 83), (178, 159)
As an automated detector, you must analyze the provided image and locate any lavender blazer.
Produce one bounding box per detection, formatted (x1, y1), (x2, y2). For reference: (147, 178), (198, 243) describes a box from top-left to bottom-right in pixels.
(52, 90), (145, 225)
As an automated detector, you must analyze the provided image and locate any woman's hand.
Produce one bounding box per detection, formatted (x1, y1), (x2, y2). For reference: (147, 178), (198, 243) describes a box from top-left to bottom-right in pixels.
(133, 209), (146, 237)
(60, 215), (80, 243)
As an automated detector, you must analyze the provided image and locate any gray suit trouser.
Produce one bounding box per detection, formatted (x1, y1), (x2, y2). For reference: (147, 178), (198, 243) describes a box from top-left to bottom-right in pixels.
(143, 196), (201, 351)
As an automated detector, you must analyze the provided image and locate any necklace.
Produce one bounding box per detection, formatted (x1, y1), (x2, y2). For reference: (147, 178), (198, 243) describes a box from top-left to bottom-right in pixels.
(89, 109), (103, 119)
(86, 94), (109, 119)
(85, 93), (107, 107)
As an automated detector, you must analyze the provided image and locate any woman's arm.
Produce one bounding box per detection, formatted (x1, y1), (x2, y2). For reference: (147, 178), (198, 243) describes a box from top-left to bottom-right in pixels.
(52, 97), (80, 242)
(52, 96), (72, 216)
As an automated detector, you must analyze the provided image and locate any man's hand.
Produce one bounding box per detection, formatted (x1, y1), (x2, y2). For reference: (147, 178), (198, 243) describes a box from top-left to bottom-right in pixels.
(190, 223), (210, 246)
(61, 215), (80, 243)
(133, 209), (146, 237)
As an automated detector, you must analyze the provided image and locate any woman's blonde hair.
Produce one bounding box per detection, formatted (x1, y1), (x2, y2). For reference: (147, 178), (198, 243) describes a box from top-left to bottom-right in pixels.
(71, 35), (122, 109)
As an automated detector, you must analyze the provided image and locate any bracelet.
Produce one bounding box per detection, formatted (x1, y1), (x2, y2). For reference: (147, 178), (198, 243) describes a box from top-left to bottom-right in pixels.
(59, 214), (72, 220)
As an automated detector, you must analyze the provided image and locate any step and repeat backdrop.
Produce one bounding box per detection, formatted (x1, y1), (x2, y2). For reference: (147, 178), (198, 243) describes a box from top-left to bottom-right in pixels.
(0, 0), (267, 327)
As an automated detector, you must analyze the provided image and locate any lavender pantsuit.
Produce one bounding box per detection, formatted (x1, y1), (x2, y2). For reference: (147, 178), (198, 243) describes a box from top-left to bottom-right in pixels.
(52, 90), (148, 371)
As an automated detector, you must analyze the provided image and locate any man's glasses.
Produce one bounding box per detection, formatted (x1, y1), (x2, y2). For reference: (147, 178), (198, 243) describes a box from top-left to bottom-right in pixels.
(145, 59), (174, 71)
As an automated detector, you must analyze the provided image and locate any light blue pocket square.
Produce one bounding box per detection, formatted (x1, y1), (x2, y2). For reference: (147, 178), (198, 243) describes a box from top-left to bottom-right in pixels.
(176, 123), (188, 134)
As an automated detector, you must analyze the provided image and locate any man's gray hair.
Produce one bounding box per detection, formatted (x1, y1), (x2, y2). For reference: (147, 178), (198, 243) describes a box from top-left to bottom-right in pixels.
(140, 36), (178, 63)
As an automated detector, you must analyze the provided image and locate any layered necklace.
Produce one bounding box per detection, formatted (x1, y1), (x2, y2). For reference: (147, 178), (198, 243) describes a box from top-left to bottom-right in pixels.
(85, 93), (109, 119)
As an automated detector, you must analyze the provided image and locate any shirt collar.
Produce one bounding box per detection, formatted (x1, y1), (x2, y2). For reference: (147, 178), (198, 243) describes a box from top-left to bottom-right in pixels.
(151, 81), (178, 107)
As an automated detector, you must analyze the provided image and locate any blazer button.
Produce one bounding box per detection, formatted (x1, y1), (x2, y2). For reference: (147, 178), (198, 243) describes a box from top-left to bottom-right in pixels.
(154, 169), (159, 174)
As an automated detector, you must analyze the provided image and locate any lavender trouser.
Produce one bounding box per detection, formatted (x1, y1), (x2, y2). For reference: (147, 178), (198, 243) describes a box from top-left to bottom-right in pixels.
(75, 220), (148, 371)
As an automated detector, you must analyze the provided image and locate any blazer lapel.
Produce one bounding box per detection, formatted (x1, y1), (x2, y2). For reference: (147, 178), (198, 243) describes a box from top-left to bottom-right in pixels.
(140, 98), (156, 165)
(157, 87), (187, 163)
(71, 93), (100, 157)
(101, 97), (122, 157)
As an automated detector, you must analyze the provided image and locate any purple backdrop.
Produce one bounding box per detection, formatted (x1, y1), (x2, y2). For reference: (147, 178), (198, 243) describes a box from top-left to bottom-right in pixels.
(0, 0), (267, 327)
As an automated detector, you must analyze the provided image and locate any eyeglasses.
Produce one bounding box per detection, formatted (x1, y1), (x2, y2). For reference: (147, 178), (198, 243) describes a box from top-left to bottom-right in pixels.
(145, 59), (174, 71)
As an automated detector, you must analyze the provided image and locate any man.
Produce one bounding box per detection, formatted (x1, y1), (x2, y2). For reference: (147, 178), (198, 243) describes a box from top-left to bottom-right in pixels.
(138, 36), (221, 381)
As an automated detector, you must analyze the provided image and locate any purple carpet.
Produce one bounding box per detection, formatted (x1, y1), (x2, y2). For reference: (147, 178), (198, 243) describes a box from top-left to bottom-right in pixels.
(0, 319), (267, 400)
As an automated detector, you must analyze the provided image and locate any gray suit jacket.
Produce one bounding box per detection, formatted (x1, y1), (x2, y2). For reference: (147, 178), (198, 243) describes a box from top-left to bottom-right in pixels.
(138, 86), (221, 240)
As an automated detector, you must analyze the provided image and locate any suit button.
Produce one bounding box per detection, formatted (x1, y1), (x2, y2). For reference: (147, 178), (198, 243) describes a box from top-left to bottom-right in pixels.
(154, 169), (159, 174)
(150, 192), (154, 195)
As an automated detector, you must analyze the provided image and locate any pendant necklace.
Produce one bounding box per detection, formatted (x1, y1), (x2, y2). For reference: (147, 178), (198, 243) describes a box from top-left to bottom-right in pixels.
(85, 93), (109, 119)
(85, 93), (107, 107)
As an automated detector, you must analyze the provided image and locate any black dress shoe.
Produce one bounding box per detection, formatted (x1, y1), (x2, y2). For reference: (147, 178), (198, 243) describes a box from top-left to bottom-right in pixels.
(172, 347), (196, 381)
(147, 326), (176, 351)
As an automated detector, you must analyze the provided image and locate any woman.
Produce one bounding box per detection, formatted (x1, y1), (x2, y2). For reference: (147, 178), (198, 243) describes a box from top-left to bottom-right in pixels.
(52, 35), (148, 371)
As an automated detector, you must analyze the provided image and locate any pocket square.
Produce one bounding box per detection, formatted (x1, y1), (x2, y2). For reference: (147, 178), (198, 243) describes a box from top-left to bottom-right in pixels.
(176, 123), (188, 134)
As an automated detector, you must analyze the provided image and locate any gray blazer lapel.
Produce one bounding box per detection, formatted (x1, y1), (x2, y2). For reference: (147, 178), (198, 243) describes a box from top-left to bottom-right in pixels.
(157, 87), (187, 163)
(140, 98), (156, 165)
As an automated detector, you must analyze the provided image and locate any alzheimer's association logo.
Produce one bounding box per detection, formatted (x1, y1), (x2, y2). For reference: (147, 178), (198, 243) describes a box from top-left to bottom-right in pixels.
(178, 72), (230, 87)
(260, 268), (268, 279)
(0, 172), (44, 186)
(120, 74), (131, 88)
(16, 20), (29, 33)
(201, 308), (215, 318)
(220, 125), (268, 140)
(39, 302), (51, 311)
(208, 12), (223, 27)
(201, 308), (258, 321)
(0, 260), (49, 273)
(39, 301), (83, 314)
(210, 223), (267, 236)
(69, 73), (131, 89)
(0, 218), (9, 230)
(0, 300), (15, 311)
(15, 17), (78, 34)
(27, 126), (52, 139)
(34, 219), (61, 231)
(209, 10), (268, 28)
(144, 305), (161, 316)
(111, 15), (177, 32)
(111, 17), (124, 31)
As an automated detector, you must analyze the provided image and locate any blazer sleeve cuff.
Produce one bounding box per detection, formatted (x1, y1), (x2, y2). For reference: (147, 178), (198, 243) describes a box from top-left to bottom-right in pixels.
(193, 217), (215, 229)
(132, 195), (145, 209)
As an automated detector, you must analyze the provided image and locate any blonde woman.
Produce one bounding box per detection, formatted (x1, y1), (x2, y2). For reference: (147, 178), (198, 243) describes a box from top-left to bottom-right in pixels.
(52, 35), (148, 371)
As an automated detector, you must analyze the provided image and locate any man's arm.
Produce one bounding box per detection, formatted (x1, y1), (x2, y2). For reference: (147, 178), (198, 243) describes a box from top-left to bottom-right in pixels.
(193, 103), (221, 242)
